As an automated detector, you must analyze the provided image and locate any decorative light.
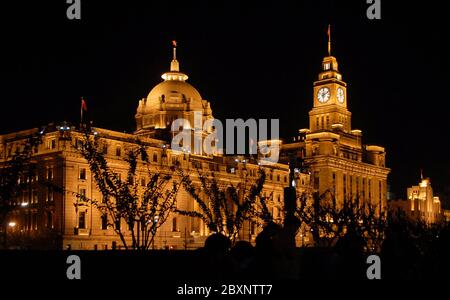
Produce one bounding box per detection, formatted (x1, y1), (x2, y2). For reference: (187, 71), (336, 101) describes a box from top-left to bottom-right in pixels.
(8, 222), (16, 228)
(21, 202), (29, 207)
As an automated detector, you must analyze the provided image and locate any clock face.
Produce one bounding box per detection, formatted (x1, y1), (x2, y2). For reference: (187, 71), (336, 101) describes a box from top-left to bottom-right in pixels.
(337, 87), (345, 103)
(317, 87), (330, 103)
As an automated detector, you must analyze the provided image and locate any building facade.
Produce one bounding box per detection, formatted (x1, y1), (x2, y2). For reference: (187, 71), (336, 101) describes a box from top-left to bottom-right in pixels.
(389, 176), (444, 224)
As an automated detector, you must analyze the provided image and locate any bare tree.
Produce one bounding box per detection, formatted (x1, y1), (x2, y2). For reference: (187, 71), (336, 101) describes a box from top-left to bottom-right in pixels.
(176, 168), (267, 244)
(296, 191), (387, 250)
(60, 130), (184, 250)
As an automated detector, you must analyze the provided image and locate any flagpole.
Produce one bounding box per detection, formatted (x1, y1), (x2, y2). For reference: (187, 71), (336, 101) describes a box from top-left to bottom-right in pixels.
(80, 97), (84, 126)
(327, 24), (331, 56)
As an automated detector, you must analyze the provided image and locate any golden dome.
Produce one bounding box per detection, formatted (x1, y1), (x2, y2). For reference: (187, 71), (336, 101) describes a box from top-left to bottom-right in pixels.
(145, 78), (204, 111)
(135, 41), (213, 134)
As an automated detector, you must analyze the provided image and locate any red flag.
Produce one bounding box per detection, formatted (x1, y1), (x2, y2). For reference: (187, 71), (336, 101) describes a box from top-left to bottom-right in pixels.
(81, 97), (87, 124)
(81, 98), (87, 111)
(172, 40), (177, 47)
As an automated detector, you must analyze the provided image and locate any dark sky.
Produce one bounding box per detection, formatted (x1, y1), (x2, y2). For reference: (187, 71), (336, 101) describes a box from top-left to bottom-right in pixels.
(1, 0), (449, 204)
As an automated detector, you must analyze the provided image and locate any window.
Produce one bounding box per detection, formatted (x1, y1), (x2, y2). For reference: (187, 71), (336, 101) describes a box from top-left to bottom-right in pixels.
(78, 211), (86, 229)
(79, 168), (86, 180)
(277, 174), (280, 182)
(116, 146), (121, 157)
(314, 172), (320, 189)
(332, 172), (336, 193)
(172, 217), (178, 232)
(115, 219), (121, 231)
(153, 152), (158, 162)
(101, 214), (108, 230)
(32, 212), (38, 230)
(362, 178), (366, 199)
(102, 144), (108, 155)
(350, 175), (353, 197)
(47, 168), (53, 180)
(47, 139), (56, 150)
(46, 211), (54, 229)
(32, 190), (38, 204)
(141, 177), (146, 187)
(343, 174), (347, 199)
(79, 188), (87, 201)
(47, 187), (54, 202)
(356, 177), (360, 196)
(379, 181), (382, 203)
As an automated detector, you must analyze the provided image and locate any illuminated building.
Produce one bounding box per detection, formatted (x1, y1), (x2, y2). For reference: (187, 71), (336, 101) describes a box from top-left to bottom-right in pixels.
(0, 44), (299, 250)
(281, 28), (390, 211)
(389, 174), (444, 224)
(1, 30), (390, 249)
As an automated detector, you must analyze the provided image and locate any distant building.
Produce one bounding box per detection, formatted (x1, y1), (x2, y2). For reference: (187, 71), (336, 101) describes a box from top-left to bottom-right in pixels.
(389, 176), (443, 224)
(443, 209), (450, 223)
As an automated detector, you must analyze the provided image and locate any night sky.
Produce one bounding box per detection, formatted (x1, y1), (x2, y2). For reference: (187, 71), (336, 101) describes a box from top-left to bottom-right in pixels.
(1, 0), (449, 205)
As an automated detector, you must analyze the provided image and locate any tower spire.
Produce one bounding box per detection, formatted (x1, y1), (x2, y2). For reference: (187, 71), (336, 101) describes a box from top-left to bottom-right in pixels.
(172, 40), (177, 60)
(327, 24), (331, 56)
(170, 40), (179, 72)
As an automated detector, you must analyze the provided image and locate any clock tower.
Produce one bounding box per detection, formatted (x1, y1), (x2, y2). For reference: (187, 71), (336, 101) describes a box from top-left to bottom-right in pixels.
(309, 26), (351, 133)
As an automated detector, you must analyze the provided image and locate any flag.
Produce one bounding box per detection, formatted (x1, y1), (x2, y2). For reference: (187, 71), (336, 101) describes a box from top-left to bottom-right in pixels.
(81, 97), (87, 124)
(172, 40), (177, 47)
(81, 98), (87, 112)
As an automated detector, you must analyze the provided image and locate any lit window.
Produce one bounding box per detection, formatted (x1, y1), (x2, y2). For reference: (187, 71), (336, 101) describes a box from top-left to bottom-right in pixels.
(47, 187), (54, 202)
(47, 168), (54, 180)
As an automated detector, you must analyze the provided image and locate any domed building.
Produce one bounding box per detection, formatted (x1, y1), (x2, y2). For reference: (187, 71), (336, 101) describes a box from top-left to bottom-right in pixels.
(0, 42), (292, 250)
(135, 43), (213, 144)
